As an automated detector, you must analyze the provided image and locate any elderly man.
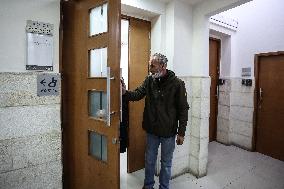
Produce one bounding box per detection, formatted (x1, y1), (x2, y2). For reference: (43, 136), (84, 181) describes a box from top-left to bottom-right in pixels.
(123, 53), (189, 189)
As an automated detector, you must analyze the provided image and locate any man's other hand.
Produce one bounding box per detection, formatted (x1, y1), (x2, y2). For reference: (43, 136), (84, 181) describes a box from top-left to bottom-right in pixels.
(176, 135), (184, 145)
(121, 78), (126, 95)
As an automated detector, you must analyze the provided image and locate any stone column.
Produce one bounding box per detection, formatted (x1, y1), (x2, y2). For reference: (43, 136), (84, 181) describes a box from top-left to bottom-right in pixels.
(188, 77), (210, 177)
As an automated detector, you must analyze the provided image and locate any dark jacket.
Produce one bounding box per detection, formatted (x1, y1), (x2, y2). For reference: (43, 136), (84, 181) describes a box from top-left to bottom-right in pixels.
(120, 95), (129, 153)
(124, 70), (189, 137)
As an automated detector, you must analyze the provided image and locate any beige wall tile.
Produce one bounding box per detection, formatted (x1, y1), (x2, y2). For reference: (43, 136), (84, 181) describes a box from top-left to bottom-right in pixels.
(218, 79), (231, 93)
(0, 132), (61, 173)
(217, 117), (230, 133)
(189, 155), (199, 176)
(171, 155), (190, 178)
(230, 119), (253, 138)
(0, 161), (62, 189)
(230, 106), (253, 123)
(192, 97), (201, 118)
(189, 136), (200, 157)
(230, 78), (255, 93)
(198, 157), (208, 177)
(190, 117), (209, 139)
(230, 92), (254, 108)
(218, 104), (230, 119)
(201, 77), (210, 98)
(191, 78), (202, 97)
(0, 105), (60, 140)
(200, 118), (209, 139)
(217, 130), (230, 144)
(201, 97), (210, 118)
(199, 137), (209, 159)
(0, 72), (60, 107)
(218, 91), (230, 106)
(231, 133), (252, 150)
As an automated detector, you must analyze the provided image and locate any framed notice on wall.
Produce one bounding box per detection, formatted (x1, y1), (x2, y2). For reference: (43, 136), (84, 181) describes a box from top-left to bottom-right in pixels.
(26, 20), (54, 71)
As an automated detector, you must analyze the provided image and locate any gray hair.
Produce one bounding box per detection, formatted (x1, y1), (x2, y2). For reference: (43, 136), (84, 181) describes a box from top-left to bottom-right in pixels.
(153, 53), (168, 65)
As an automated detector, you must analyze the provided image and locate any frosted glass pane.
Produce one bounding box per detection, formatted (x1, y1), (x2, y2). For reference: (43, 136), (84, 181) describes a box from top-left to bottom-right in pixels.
(89, 91), (107, 120)
(89, 132), (101, 159)
(89, 131), (107, 162)
(90, 47), (107, 77)
(90, 3), (108, 36)
(101, 135), (107, 162)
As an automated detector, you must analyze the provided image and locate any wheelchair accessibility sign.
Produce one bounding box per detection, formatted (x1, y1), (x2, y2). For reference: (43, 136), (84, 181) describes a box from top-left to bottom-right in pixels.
(37, 74), (60, 96)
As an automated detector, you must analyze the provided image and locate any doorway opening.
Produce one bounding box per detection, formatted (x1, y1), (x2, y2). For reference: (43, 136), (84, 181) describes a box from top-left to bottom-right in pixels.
(120, 18), (130, 186)
(120, 17), (151, 188)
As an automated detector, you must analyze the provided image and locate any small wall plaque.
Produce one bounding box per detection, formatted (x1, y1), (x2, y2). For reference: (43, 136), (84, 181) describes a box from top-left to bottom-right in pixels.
(26, 20), (54, 35)
(37, 74), (60, 96)
(242, 67), (251, 77)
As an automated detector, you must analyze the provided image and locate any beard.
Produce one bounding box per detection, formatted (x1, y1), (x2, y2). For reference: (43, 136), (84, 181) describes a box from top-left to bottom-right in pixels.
(151, 68), (163, 79)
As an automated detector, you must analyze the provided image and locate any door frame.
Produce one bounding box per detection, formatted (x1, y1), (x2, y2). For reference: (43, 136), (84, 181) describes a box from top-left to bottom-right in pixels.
(253, 51), (284, 151)
(209, 37), (221, 142)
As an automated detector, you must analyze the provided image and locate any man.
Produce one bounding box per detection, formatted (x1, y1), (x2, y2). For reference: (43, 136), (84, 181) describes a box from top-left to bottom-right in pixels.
(122, 53), (189, 189)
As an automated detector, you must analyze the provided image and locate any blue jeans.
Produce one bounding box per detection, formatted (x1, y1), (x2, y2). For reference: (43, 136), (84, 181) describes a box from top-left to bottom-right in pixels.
(144, 133), (176, 189)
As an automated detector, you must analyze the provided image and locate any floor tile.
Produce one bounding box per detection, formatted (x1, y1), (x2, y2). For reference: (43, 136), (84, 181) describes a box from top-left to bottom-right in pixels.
(120, 142), (284, 189)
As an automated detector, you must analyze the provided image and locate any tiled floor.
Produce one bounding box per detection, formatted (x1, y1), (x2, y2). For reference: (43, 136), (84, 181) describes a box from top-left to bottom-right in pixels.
(120, 141), (284, 189)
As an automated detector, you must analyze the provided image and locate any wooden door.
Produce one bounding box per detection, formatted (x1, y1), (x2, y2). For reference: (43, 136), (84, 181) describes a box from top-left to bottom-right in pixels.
(127, 17), (151, 172)
(62, 0), (121, 188)
(209, 38), (220, 142)
(255, 52), (284, 161)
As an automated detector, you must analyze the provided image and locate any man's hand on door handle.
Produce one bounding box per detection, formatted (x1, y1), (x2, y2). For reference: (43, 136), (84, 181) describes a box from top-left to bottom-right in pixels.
(121, 78), (126, 95)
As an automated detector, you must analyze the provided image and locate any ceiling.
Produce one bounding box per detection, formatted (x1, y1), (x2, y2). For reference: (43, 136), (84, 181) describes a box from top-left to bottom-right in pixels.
(121, 0), (207, 20)
(156, 0), (205, 5)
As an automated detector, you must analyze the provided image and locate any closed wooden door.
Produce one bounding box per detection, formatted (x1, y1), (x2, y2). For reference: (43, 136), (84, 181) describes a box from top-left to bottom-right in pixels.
(127, 17), (151, 172)
(209, 38), (220, 142)
(62, 0), (121, 188)
(255, 52), (284, 161)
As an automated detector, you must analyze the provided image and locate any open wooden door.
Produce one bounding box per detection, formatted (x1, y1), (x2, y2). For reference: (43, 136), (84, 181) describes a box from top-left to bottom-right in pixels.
(209, 38), (220, 142)
(62, 0), (121, 188)
(127, 17), (151, 172)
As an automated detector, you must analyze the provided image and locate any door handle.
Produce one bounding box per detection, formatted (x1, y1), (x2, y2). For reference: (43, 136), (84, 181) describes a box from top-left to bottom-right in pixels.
(120, 68), (122, 122)
(258, 87), (263, 109)
(107, 67), (115, 126)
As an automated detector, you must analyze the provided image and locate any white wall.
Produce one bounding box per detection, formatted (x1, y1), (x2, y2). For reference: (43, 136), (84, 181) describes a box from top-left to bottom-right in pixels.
(165, 1), (175, 71)
(219, 0), (284, 77)
(220, 35), (232, 77)
(173, 0), (193, 76)
(0, 0), (60, 73)
(191, 9), (210, 76)
(191, 0), (250, 77)
(151, 15), (166, 56)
